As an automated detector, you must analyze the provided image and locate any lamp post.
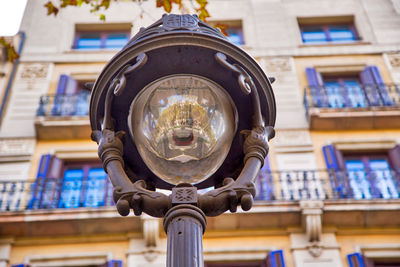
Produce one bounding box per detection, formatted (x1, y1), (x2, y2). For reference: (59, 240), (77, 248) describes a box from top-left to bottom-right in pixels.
(90, 14), (276, 267)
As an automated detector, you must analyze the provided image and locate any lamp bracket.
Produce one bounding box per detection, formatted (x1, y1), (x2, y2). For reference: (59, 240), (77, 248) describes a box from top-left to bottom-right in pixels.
(102, 53), (148, 130)
(215, 52), (267, 128)
(95, 123), (273, 218)
(215, 52), (252, 95)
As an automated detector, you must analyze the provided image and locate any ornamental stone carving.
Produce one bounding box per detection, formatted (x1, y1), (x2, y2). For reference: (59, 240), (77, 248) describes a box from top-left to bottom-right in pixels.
(388, 53), (400, 68)
(300, 200), (324, 257)
(263, 57), (292, 72)
(19, 63), (49, 80)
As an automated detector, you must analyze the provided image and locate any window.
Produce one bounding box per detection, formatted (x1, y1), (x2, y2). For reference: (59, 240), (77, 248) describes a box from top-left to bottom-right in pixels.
(59, 163), (108, 208)
(28, 155), (113, 210)
(210, 21), (244, 46)
(323, 74), (365, 108)
(74, 30), (130, 50)
(301, 24), (358, 44)
(323, 144), (400, 200)
(298, 16), (359, 44)
(305, 66), (394, 109)
(348, 252), (400, 267)
(37, 75), (92, 117)
(344, 154), (398, 199)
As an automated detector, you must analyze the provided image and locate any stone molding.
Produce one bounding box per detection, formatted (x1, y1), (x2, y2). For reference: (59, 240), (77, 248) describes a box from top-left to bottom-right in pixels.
(0, 138), (35, 162)
(141, 215), (160, 248)
(25, 252), (112, 267)
(263, 57), (292, 72)
(300, 200), (324, 257)
(204, 246), (275, 262)
(273, 129), (313, 153)
(356, 243), (400, 259)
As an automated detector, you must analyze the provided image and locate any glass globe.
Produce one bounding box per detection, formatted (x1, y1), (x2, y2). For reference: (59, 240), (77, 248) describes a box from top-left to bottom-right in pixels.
(129, 74), (237, 185)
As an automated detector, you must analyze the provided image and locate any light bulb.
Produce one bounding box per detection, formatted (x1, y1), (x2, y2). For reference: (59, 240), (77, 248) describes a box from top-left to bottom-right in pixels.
(129, 75), (237, 185)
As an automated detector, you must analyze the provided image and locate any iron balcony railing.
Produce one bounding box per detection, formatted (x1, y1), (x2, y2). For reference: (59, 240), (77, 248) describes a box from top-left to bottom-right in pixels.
(0, 178), (114, 212)
(36, 91), (90, 117)
(303, 83), (400, 114)
(255, 169), (400, 201)
(1, 169), (399, 212)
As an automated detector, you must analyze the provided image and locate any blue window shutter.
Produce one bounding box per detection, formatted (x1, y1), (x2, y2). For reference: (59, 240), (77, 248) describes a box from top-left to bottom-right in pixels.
(266, 250), (285, 267)
(389, 145), (400, 171)
(37, 154), (52, 178)
(306, 67), (326, 107)
(370, 66), (384, 84)
(322, 145), (341, 171)
(52, 75), (78, 115)
(371, 65), (392, 106)
(55, 75), (68, 94)
(100, 260), (122, 267)
(40, 157), (64, 209)
(360, 66), (391, 106)
(256, 156), (274, 200)
(323, 145), (348, 198)
(347, 253), (365, 267)
(360, 67), (375, 85)
(55, 75), (77, 95)
(64, 76), (78, 95)
(306, 68), (323, 87)
(28, 154), (52, 209)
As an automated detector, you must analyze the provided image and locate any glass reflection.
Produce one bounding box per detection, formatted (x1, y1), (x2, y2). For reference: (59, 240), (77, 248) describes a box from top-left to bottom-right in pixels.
(130, 75), (237, 185)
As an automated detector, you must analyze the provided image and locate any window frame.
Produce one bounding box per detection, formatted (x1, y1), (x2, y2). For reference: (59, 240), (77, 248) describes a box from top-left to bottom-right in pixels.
(298, 15), (361, 45)
(73, 30), (130, 50)
(29, 155), (113, 210)
(300, 24), (359, 44)
(58, 160), (109, 209)
(208, 20), (245, 46)
(322, 144), (400, 200)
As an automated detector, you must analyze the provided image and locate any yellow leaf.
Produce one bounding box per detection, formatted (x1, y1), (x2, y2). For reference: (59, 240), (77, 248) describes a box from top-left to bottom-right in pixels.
(44, 1), (59, 16)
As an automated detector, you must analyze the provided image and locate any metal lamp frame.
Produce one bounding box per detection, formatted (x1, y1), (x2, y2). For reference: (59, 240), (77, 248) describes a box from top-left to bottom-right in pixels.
(90, 14), (276, 267)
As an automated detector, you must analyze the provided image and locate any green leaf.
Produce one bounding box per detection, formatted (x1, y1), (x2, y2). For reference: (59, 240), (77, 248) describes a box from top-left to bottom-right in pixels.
(99, 14), (106, 21)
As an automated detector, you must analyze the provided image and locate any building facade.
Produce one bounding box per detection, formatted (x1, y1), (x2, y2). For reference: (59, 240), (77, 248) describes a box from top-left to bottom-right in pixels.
(1, 0), (400, 266)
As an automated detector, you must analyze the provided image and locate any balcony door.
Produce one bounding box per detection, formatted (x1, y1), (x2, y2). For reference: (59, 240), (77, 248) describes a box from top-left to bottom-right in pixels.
(50, 75), (91, 117)
(323, 145), (400, 200)
(59, 164), (108, 208)
(305, 66), (391, 108)
(324, 77), (366, 108)
(29, 155), (113, 210)
(344, 156), (399, 199)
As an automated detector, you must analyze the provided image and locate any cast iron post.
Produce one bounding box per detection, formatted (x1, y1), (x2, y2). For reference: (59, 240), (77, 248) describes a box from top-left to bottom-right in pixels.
(163, 184), (206, 267)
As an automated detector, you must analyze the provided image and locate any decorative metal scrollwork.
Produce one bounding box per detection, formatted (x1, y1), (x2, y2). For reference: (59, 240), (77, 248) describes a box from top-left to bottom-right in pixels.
(93, 49), (275, 219)
(102, 53), (147, 130)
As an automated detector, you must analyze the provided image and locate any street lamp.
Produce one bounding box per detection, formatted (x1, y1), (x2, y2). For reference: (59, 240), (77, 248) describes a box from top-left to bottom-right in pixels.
(90, 14), (276, 267)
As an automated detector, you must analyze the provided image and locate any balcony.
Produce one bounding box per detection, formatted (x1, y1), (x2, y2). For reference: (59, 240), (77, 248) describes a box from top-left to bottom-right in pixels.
(2, 169), (398, 212)
(0, 178), (114, 212)
(1, 169), (399, 237)
(303, 83), (400, 130)
(256, 169), (400, 201)
(35, 92), (91, 139)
